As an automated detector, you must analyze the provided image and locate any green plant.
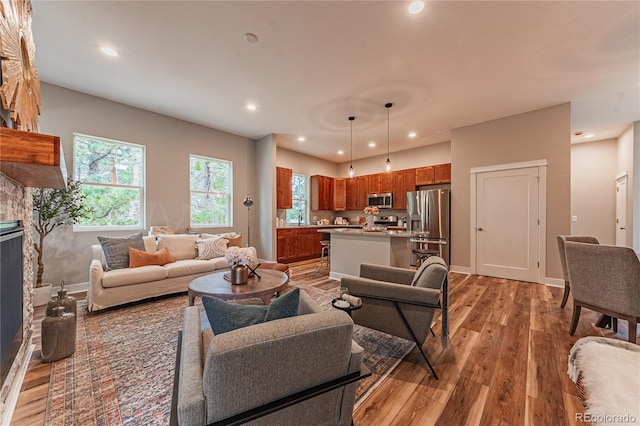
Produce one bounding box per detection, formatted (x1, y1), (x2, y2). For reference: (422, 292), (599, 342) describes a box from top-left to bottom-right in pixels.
(32, 177), (91, 287)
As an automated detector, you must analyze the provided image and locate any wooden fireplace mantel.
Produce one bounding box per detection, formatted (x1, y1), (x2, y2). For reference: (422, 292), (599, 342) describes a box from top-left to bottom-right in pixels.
(0, 127), (66, 188)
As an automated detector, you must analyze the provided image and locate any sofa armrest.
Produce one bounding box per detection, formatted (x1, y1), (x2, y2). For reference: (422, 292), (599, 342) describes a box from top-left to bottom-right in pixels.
(178, 306), (207, 426)
(87, 259), (105, 312)
(359, 264), (415, 285)
(91, 244), (104, 262)
(341, 276), (441, 307)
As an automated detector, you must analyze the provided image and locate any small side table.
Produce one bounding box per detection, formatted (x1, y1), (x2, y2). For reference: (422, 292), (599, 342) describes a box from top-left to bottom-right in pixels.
(331, 298), (362, 317)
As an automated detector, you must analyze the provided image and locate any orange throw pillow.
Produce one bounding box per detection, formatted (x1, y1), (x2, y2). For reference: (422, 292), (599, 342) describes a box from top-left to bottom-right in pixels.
(129, 247), (175, 268)
(227, 235), (242, 247)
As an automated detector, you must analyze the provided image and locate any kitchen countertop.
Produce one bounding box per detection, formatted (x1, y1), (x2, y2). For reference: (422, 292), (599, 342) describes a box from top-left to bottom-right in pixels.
(276, 224), (363, 229)
(319, 228), (414, 238)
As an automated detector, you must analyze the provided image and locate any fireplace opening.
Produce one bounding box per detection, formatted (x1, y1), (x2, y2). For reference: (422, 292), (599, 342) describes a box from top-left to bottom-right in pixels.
(0, 221), (24, 387)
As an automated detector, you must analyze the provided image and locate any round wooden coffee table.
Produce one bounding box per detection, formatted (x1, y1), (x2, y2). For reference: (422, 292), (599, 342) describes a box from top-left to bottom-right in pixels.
(188, 269), (289, 306)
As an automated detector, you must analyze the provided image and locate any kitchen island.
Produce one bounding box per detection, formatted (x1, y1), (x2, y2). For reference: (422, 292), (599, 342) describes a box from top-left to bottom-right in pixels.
(320, 228), (413, 280)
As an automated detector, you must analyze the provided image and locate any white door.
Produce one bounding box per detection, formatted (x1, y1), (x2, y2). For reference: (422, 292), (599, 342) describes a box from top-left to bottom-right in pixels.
(476, 167), (540, 282)
(616, 175), (627, 246)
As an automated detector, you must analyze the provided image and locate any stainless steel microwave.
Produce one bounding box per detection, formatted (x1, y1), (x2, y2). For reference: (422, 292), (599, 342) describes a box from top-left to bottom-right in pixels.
(367, 193), (393, 209)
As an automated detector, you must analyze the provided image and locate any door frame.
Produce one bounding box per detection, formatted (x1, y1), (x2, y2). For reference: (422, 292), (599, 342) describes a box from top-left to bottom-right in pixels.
(616, 171), (628, 246)
(470, 159), (548, 284)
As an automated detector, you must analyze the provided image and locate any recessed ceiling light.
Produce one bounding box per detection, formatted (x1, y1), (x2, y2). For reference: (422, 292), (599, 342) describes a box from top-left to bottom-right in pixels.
(337, 150), (344, 155)
(298, 136), (305, 142)
(246, 104), (257, 111)
(243, 33), (259, 44)
(100, 46), (118, 57)
(408, 132), (417, 138)
(408, 1), (425, 15)
(368, 142), (376, 148)
(584, 134), (595, 138)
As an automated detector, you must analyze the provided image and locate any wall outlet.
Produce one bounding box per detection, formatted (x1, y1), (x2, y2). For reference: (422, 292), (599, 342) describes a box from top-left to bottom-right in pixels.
(571, 215), (578, 222)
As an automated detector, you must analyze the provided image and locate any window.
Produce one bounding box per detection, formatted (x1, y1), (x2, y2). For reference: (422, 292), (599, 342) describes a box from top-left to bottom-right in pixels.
(190, 154), (232, 227)
(74, 134), (145, 230)
(286, 174), (308, 224)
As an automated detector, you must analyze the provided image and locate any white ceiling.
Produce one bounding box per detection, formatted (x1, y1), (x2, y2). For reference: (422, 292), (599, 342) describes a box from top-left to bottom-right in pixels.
(31, 1), (639, 163)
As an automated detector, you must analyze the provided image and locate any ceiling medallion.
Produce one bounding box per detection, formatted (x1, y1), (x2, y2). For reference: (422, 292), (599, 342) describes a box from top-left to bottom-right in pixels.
(0, 0), (41, 131)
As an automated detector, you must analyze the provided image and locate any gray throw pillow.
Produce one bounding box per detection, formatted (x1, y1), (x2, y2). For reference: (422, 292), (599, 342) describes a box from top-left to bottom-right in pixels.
(203, 289), (300, 335)
(97, 232), (145, 270)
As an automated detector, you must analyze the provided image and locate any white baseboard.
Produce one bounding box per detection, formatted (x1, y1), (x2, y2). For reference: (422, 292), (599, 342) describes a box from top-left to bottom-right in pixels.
(542, 277), (564, 287)
(2, 341), (34, 426)
(328, 271), (353, 281)
(450, 265), (471, 274)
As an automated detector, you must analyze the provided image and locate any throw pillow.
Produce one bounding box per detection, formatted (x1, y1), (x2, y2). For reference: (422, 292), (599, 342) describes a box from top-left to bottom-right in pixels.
(156, 234), (199, 260)
(202, 288), (300, 335)
(226, 234), (242, 247)
(98, 232), (145, 270)
(129, 247), (175, 268)
(196, 237), (228, 260)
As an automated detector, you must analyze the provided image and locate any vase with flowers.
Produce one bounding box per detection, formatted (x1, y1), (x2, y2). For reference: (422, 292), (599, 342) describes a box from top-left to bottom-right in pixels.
(363, 206), (379, 230)
(225, 246), (257, 285)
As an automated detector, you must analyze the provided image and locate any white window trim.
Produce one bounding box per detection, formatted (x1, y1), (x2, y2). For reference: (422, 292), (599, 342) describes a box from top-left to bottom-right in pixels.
(72, 133), (146, 232)
(288, 173), (309, 224)
(189, 154), (233, 228)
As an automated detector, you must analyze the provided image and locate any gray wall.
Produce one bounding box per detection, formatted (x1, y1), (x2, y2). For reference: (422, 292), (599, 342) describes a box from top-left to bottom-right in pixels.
(39, 83), (257, 286)
(257, 134), (277, 260)
(450, 103), (571, 279)
(571, 139), (617, 244)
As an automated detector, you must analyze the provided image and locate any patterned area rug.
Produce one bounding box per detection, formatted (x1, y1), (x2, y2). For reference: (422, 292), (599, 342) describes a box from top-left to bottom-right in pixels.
(45, 286), (413, 425)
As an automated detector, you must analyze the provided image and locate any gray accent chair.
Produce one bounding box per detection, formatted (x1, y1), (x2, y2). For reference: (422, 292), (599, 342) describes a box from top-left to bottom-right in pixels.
(173, 290), (364, 426)
(564, 241), (640, 344)
(557, 235), (600, 309)
(340, 257), (449, 379)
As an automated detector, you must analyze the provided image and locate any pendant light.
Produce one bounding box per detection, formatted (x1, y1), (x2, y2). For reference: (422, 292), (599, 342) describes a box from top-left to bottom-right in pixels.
(385, 102), (393, 172)
(349, 116), (355, 177)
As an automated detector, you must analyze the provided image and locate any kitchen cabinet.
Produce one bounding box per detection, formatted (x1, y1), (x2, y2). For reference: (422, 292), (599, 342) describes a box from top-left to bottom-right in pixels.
(276, 167), (293, 209)
(356, 175), (369, 209)
(434, 163), (451, 183)
(392, 168), (416, 210)
(345, 178), (358, 211)
(333, 178), (346, 211)
(415, 166), (435, 186)
(276, 228), (324, 262)
(311, 175), (334, 210)
(368, 173), (392, 194)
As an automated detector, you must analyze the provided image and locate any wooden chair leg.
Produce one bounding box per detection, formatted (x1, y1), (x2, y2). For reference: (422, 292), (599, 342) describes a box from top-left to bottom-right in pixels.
(612, 317), (618, 333)
(628, 320), (637, 344)
(569, 302), (581, 336)
(560, 283), (570, 309)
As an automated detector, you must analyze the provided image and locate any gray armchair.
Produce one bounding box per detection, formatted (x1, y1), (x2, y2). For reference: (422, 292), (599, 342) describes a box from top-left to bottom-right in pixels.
(557, 235), (600, 308)
(564, 241), (640, 344)
(172, 290), (365, 425)
(340, 257), (449, 379)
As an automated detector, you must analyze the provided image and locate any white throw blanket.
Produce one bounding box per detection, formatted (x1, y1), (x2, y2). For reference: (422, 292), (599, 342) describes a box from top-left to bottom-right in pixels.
(568, 337), (640, 425)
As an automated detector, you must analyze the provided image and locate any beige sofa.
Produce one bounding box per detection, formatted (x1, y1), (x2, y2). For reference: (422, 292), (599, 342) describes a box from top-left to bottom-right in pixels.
(175, 290), (363, 425)
(88, 234), (234, 312)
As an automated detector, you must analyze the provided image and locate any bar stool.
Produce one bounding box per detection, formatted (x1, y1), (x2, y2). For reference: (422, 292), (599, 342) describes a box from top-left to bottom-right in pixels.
(413, 248), (439, 266)
(317, 240), (331, 272)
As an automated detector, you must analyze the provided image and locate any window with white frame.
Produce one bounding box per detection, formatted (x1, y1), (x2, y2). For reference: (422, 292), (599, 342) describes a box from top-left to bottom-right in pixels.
(74, 134), (145, 230)
(190, 154), (232, 227)
(286, 173), (308, 224)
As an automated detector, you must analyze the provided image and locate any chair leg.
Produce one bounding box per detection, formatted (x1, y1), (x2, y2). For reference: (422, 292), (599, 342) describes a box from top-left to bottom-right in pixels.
(391, 302), (439, 380)
(560, 284), (570, 309)
(612, 317), (618, 333)
(628, 320), (637, 344)
(569, 302), (581, 336)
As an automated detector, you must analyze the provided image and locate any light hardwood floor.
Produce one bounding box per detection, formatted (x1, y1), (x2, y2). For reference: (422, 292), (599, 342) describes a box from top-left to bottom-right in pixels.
(12, 260), (633, 425)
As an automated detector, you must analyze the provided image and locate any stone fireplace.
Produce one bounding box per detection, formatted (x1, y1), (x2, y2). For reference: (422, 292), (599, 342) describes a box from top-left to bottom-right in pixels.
(0, 172), (35, 421)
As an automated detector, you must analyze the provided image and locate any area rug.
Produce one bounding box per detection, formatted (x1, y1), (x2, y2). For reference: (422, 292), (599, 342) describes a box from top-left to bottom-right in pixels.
(45, 287), (413, 425)
(568, 336), (640, 425)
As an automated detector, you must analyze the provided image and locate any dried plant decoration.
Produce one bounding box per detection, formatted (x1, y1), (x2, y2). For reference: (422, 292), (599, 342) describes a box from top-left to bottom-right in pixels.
(0, 0), (41, 131)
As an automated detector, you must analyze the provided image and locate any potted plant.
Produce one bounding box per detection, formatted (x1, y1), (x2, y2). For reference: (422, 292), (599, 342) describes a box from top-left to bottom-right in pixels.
(32, 177), (91, 306)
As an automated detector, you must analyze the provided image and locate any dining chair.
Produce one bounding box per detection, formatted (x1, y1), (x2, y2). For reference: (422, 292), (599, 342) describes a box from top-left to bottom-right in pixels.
(564, 241), (640, 344)
(557, 235), (600, 308)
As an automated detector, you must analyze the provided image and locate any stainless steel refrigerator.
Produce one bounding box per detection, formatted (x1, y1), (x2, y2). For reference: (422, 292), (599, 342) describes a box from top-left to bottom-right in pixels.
(406, 189), (451, 265)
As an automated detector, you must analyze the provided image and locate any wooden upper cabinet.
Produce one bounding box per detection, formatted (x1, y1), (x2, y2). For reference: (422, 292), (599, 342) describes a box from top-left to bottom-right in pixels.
(434, 163), (452, 183)
(311, 175), (334, 210)
(276, 167), (293, 209)
(392, 168), (416, 210)
(345, 178), (358, 211)
(333, 178), (346, 211)
(368, 173), (381, 194)
(356, 175), (369, 209)
(380, 172), (393, 193)
(415, 166), (435, 186)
